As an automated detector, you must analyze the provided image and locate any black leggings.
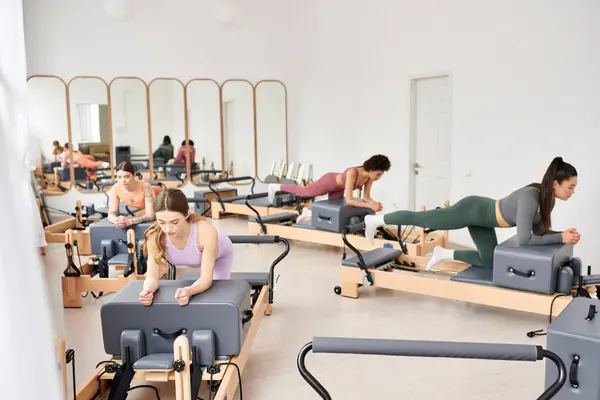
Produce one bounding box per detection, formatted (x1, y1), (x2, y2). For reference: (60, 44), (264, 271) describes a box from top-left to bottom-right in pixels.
(382, 196), (500, 268)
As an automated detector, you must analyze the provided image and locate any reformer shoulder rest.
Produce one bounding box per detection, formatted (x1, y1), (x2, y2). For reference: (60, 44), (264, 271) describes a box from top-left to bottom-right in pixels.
(342, 248), (403, 268)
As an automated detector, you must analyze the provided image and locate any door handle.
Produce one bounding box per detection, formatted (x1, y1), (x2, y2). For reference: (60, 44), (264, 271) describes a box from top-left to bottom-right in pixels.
(413, 162), (422, 169)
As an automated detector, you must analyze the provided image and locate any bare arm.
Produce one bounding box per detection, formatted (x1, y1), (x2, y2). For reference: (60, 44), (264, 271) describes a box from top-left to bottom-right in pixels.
(362, 180), (374, 202)
(142, 236), (166, 294)
(343, 169), (372, 209)
(185, 221), (218, 297)
(126, 183), (156, 226)
(107, 186), (121, 224)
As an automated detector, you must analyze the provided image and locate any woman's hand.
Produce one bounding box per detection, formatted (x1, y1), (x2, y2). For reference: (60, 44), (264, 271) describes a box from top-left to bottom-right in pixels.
(562, 228), (581, 245)
(115, 216), (127, 228)
(175, 287), (190, 306)
(139, 288), (154, 306)
(366, 199), (383, 212)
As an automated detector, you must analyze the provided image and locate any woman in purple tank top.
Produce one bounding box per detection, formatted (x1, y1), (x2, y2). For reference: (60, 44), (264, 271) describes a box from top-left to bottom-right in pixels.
(267, 155), (391, 222)
(139, 189), (234, 306)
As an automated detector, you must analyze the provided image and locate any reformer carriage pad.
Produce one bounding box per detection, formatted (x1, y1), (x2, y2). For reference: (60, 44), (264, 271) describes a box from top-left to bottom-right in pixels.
(311, 198), (374, 233)
(101, 279), (252, 358)
(178, 270), (270, 287)
(545, 297), (600, 398)
(450, 267), (495, 287)
(89, 218), (152, 256)
(342, 248), (403, 268)
(249, 212), (298, 224)
(493, 235), (573, 294)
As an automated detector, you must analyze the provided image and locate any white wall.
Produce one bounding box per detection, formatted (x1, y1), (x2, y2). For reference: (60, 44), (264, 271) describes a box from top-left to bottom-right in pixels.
(26, 77), (69, 161)
(110, 78), (150, 159)
(289, 0), (600, 264)
(23, 0), (290, 210)
(187, 80), (222, 170)
(256, 81), (287, 179)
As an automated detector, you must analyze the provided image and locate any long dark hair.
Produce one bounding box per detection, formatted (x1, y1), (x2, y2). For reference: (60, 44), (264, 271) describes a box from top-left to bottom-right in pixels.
(116, 161), (136, 176)
(528, 157), (577, 234)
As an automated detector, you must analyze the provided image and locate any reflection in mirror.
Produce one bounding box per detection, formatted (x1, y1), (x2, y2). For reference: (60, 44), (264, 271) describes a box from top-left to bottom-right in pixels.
(26, 76), (72, 195)
(255, 81), (287, 183)
(187, 79), (224, 185)
(221, 80), (255, 182)
(149, 79), (186, 188)
(68, 77), (112, 193)
(109, 78), (151, 180)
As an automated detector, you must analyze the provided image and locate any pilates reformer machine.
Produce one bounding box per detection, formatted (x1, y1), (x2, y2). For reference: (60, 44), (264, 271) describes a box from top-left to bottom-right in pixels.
(208, 175), (300, 220)
(248, 196), (449, 254)
(68, 234), (289, 400)
(34, 163), (72, 194)
(61, 221), (149, 308)
(297, 297), (600, 400)
(335, 220), (600, 317)
(298, 297), (600, 399)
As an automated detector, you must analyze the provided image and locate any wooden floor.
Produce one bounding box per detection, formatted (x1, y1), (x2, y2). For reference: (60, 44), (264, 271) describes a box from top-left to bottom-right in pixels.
(43, 217), (553, 400)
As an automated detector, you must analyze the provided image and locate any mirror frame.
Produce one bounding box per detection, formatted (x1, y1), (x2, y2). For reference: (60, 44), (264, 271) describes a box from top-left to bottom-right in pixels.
(148, 77), (188, 187)
(254, 80), (289, 184)
(108, 76), (151, 180)
(26, 74), (73, 195)
(66, 76), (114, 193)
(185, 78), (224, 186)
(220, 78), (257, 186)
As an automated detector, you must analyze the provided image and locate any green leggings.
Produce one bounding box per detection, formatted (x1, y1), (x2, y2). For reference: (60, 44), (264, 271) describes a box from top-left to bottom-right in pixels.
(383, 196), (500, 269)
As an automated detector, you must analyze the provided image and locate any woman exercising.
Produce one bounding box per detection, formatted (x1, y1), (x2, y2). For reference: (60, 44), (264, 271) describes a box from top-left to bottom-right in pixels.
(61, 148), (110, 181)
(267, 155), (391, 221)
(108, 161), (163, 228)
(139, 188), (234, 306)
(364, 157), (580, 270)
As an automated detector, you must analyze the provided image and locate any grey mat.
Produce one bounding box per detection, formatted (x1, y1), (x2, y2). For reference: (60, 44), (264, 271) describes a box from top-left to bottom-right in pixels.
(108, 253), (129, 266)
(450, 266), (495, 287)
(249, 212), (298, 223)
(291, 222), (318, 230)
(178, 271), (270, 287)
(342, 248), (403, 268)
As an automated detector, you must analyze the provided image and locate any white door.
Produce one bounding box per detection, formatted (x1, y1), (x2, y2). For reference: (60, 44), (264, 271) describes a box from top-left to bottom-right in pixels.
(409, 75), (451, 211)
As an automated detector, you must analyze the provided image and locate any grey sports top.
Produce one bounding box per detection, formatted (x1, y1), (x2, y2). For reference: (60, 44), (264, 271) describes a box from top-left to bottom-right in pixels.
(498, 186), (562, 246)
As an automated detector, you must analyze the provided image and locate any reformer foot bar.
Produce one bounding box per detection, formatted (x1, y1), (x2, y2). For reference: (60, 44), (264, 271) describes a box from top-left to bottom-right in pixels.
(297, 337), (566, 399)
(248, 200), (450, 255)
(209, 176), (299, 220)
(70, 235), (289, 400)
(62, 228), (146, 308)
(336, 222), (600, 317)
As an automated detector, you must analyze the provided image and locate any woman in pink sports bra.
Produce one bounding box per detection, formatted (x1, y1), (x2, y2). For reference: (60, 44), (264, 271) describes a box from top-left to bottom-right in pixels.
(267, 154), (391, 222)
(139, 188), (234, 307)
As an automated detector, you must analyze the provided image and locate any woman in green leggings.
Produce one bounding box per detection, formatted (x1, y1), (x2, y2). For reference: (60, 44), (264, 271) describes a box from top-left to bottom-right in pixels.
(364, 157), (580, 270)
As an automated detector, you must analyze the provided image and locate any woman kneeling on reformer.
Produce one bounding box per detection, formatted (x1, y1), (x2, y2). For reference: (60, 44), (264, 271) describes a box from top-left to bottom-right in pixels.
(108, 161), (163, 228)
(364, 157), (580, 270)
(267, 154), (391, 222)
(139, 188), (234, 306)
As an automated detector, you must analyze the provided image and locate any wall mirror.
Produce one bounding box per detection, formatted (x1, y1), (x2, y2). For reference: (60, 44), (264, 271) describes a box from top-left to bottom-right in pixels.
(255, 80), (288, 183)
(68, 76), (112, 193)
(149, 78), (186, 188)
(109, 78), (151, 180)
(26, 76), (72, 196)
(221, 80), (256, 184)
(186, 79), (223, 186)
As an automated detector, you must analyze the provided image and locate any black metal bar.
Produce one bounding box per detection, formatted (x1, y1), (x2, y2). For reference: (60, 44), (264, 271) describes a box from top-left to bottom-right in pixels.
(341, 226), (373, 286)
(297, 342), (332, 400)
(208, 176), (256, 211)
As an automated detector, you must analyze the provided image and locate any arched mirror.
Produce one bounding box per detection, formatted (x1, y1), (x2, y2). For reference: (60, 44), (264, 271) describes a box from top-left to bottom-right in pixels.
(221, 80), (256, 183)
(149, 78), (186, 188)
(109, 78), (151, 180)
(186, 79), (224, 185)
(26, 76), (72, 196)
(67, 76), (112, 193)
(255, 80), (288, 183)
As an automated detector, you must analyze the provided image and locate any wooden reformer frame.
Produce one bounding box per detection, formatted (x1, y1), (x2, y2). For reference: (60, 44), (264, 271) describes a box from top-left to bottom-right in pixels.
(337, 241), (599, 318)
(247, 201), (451, 255)
(61, 228), (145, 308)
(44, 200), (94, 254)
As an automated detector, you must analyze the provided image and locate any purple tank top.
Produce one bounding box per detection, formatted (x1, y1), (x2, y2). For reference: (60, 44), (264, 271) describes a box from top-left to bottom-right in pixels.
(165, 221), (233, 268)
(340, 166), (368, 190)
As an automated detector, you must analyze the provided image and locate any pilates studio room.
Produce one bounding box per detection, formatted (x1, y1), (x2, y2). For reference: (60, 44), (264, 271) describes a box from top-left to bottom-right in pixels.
(2, 0), (599, 399)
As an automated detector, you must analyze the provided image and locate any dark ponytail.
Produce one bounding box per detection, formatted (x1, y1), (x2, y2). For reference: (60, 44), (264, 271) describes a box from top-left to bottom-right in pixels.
(528, 157), (577, 234)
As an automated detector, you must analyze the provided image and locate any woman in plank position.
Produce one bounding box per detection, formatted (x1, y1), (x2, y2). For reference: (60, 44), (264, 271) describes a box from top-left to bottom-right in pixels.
(108, 161), (163, 228)
(267, 154), (391, 222)
(364, 157), (580, 270)
(139, 188), (234, 306)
